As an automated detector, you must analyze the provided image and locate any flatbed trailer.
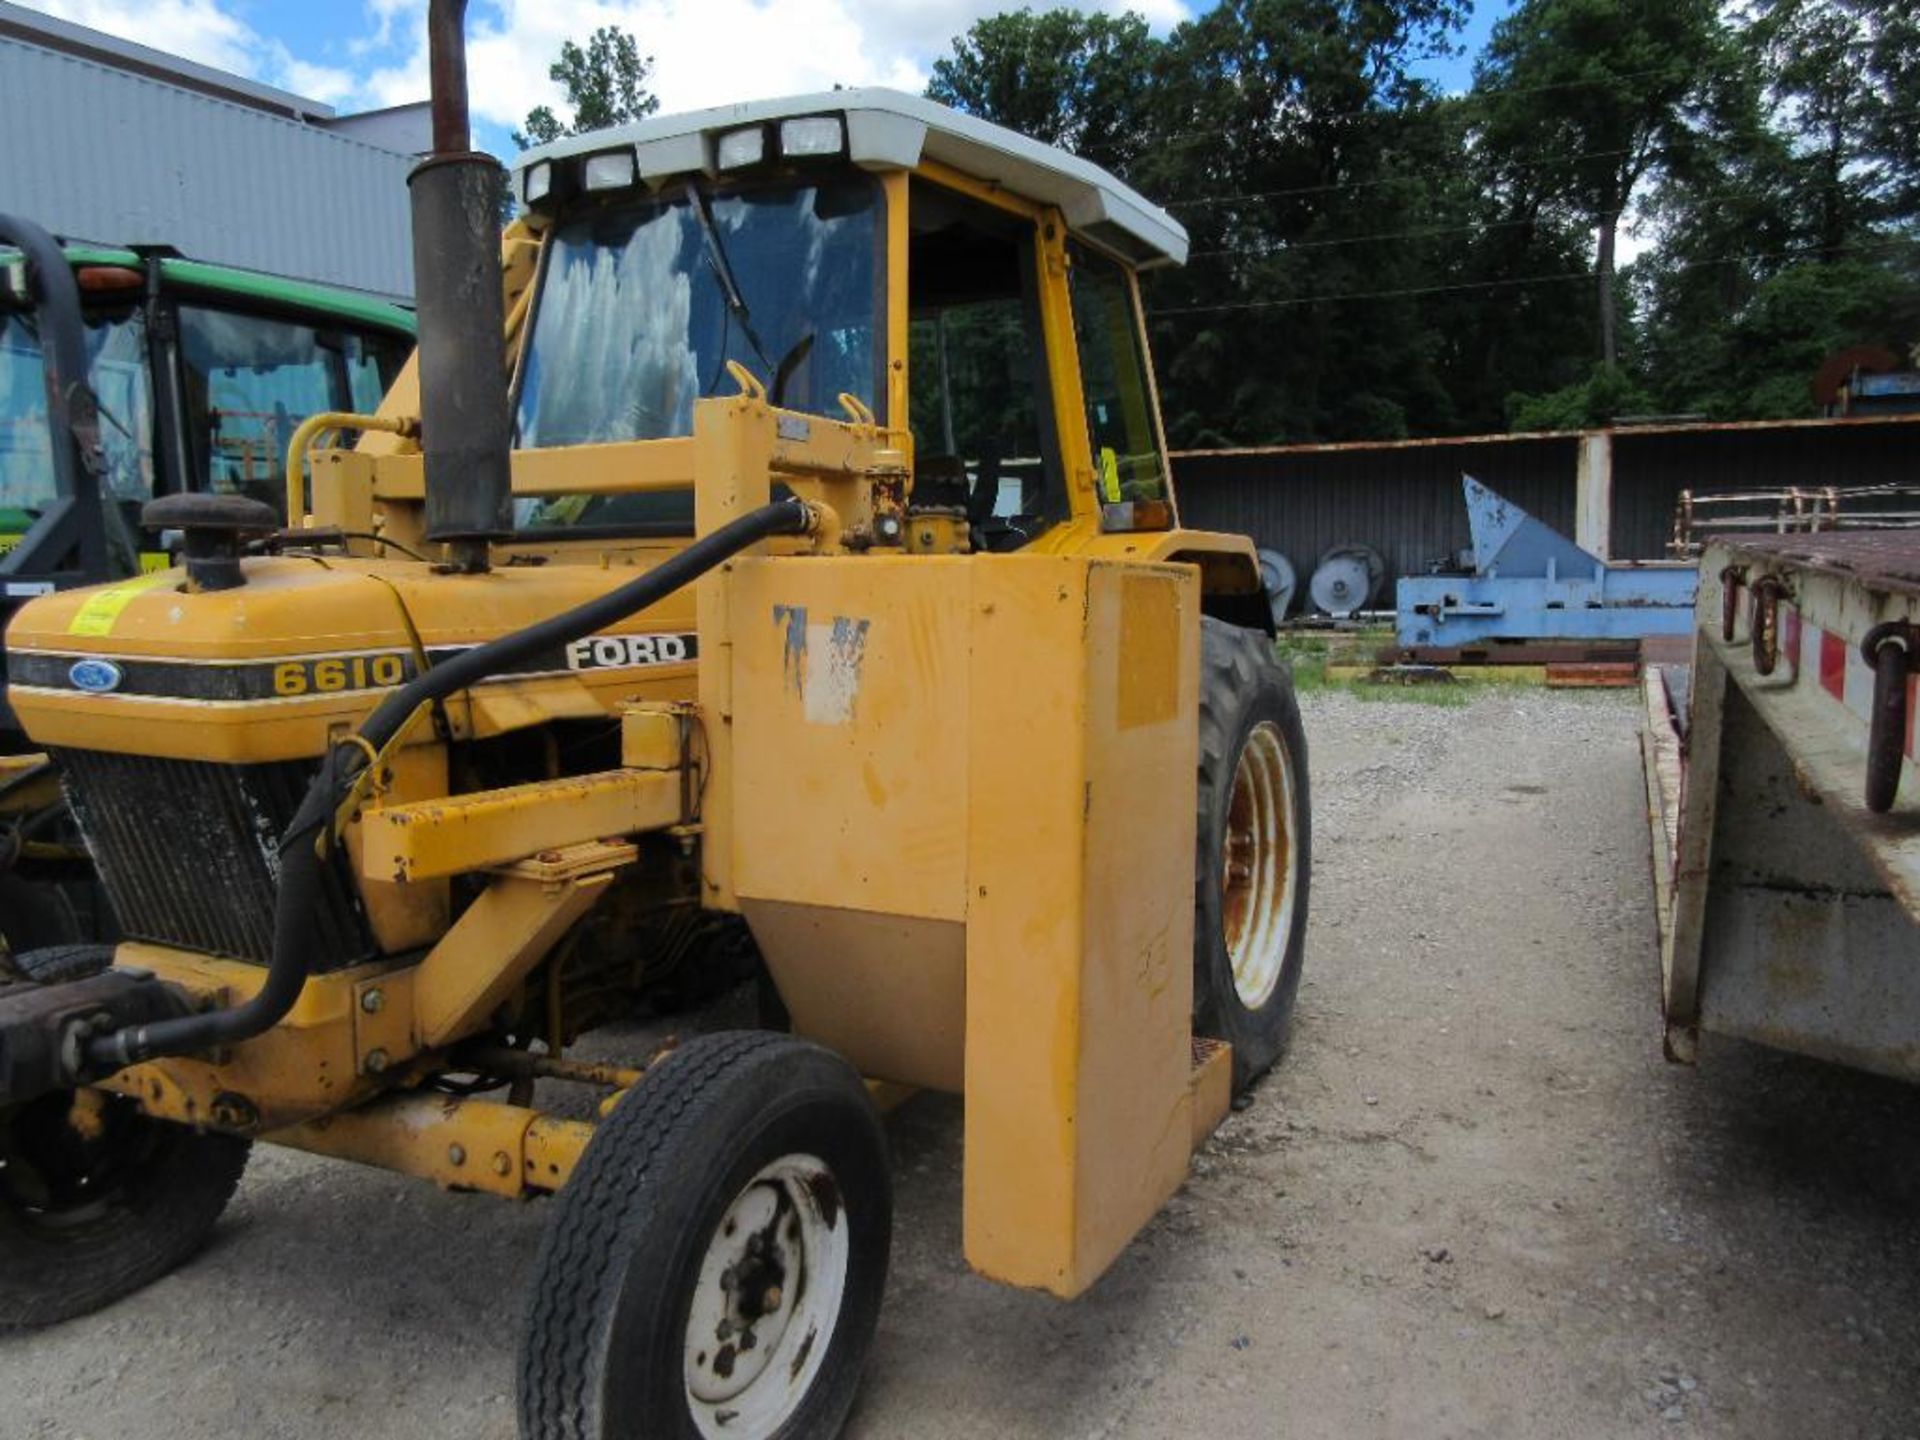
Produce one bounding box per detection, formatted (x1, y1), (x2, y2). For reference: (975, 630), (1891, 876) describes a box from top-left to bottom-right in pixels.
(1644, 531), (1920, 1080)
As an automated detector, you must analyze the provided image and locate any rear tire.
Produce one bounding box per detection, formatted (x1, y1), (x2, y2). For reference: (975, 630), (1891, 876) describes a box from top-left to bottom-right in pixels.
(0, 943), (250, 1328)
(519, 1031), (891, 1440)
(1194, 619), (1312, 1093)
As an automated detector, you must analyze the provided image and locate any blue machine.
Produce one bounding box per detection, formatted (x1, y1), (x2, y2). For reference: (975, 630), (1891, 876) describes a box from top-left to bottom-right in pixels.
(1396, 476), (1697, 647)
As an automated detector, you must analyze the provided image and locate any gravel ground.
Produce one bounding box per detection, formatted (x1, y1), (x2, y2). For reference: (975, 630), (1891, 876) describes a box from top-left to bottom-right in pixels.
(6, 686), (1919, 1439)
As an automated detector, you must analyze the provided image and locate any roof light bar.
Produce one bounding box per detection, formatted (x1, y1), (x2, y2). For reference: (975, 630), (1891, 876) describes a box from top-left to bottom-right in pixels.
(582, 148), (639, 192)
(523, 160), (553, 205)
(779, 116), (844, 158)
(716, 125), (767, 171)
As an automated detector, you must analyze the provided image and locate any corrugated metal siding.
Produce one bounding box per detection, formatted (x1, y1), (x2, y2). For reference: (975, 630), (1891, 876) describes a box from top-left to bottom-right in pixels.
(1611, 422), (1920, 559)
(1173, 437), (1578, 597)
(0, 37), (414, 299)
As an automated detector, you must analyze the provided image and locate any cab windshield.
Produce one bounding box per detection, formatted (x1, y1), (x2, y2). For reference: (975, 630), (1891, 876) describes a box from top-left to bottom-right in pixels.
(514, 173), (882, 533)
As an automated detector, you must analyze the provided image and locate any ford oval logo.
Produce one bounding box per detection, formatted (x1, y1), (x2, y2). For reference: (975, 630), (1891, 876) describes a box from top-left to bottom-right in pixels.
(68, 659), (123, 694)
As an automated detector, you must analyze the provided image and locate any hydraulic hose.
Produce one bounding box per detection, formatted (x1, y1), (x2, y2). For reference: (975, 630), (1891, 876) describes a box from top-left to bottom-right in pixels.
(83, 496), (815, 1075)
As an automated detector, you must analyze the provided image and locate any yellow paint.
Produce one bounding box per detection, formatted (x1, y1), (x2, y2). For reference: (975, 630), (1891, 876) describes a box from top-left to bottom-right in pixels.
(410, 861), (616, 1047)
(359, 770), (680, 883)
(963, 558), (1198, 1296)
(711, 549), (1199, 1295)
(269, 1093), (593, 1197)
(284, 410), (414, 525)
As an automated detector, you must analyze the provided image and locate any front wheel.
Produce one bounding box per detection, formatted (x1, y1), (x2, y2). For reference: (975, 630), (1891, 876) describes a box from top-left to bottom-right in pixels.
(519, 1031), (891, 1440)
(0, 945), (250, 1328)
(1194, 619), (1312, 1094)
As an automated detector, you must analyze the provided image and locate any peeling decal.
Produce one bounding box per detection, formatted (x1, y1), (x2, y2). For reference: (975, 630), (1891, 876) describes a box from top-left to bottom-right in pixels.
(770, 605), (870, 724)
(805, 616), (870, 725)
(773, 604), (810, 698)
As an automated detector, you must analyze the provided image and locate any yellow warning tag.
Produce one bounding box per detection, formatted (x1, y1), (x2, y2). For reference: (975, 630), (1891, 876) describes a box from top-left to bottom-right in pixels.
(138, 551), (170, 574)
(67, 570), (173, 638)
(1099, 446), (1122, 504)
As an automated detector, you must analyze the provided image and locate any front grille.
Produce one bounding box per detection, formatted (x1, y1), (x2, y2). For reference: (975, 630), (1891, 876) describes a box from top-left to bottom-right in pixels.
(53, 748), (373, 970)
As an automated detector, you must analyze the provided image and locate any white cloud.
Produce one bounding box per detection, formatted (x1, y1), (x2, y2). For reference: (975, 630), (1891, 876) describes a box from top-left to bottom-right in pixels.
(17, 0), (1194, 139)
(361, 0), (1188, 131)
(22, 0), (258, 74)
(272, 47), (359, 106)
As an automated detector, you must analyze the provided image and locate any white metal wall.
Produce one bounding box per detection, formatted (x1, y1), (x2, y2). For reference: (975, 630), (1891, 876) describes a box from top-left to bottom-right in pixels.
(0, 35), (415, 300)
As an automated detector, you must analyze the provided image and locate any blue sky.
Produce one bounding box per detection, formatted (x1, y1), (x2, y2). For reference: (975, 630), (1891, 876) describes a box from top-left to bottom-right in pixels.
(23, 0), (1515, 162)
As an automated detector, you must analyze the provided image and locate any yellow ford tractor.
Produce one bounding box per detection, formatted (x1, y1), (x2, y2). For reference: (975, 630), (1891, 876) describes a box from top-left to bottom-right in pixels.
(0, 6), (1310, 1436)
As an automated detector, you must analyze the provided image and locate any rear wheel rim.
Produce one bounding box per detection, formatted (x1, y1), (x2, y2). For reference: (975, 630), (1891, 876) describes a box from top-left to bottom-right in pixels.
(683, 1152), (849, 1439)
(1222, 719), (1298, 1009)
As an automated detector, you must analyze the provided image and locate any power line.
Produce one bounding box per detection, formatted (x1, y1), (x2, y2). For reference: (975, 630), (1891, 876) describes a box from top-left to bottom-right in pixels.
(1187, 214), (1554, 258)
(1156, 146), (1638, 209)
(1147, 236), (1915, 316)
(1148, 95), (1920, 212)
(1077, 35), (1906, 161)
(1075, 63), (1706, 163)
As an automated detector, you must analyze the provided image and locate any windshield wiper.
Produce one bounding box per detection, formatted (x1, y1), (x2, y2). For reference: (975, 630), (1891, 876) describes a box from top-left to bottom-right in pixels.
(682, 180), (777, 383)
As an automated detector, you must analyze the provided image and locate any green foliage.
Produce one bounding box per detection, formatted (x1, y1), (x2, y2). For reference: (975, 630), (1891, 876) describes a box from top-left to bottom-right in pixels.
(925, 0), (1916, 441)
(1471, 0), (1747, 364)
(1506, 363), (1653, 431)
(515, 26), (660, 150)
(927, 10), (1159, 172)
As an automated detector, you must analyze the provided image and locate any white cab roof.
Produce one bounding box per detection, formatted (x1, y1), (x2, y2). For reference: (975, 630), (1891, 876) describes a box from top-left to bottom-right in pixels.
(516, 87), (1187, 270)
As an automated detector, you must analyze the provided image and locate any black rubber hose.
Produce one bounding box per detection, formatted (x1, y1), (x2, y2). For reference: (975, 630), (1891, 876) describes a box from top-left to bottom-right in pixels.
(84, 497), (813, 1074)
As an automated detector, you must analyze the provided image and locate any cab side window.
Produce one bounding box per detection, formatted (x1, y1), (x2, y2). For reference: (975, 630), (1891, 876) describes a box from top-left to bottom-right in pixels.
(1066, 242), (1167, 507)
(906, 180), (1065, 549)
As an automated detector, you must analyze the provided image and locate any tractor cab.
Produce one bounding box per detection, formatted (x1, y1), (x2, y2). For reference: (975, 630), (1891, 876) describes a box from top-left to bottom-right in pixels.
(338, 91), (1256, 607)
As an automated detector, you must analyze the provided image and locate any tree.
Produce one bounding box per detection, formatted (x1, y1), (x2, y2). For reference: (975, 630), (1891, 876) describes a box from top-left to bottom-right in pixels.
(1749, 0), (1920, 248)
(1472, 0), (1743, 367)
(1136, 0), (1470, 443)
(928, 10), (1161, 172)
(1631, 0), (1920, 418)
(515, 25), (659, 149)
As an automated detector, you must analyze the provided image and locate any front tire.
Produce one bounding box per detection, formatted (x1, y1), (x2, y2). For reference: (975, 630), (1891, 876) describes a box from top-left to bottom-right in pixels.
(0, 945), (250, 1328)
(1194, 619), (1312, 1093)
(519, 1031), (891, 1440)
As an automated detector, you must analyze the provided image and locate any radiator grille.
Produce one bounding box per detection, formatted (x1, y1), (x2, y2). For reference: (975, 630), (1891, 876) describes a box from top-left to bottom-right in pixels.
(53, 748), (373, 970)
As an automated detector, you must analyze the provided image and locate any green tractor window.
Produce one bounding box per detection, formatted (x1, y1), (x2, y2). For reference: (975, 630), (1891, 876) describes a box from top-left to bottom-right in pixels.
(0, 307), (154, 539)
(177, 305), (409, 518)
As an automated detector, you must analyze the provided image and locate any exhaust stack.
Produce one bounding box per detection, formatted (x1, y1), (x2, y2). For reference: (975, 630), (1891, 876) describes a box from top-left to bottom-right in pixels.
(409, 0), (512, 573)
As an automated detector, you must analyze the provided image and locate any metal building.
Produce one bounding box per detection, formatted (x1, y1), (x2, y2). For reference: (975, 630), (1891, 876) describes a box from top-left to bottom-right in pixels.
(1174, 415), (1920, 604)
(0, 2), (426, 299)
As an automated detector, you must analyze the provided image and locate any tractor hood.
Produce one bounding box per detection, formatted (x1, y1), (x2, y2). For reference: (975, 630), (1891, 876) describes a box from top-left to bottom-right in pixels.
(6, 555), (699, 763)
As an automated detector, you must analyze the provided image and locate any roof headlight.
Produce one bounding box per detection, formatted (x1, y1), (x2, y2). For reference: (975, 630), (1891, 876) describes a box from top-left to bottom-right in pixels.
(523, 160), (553, 206)
(779, 116), (844, 159)
(582, 148), (639, 192)
(716, 125), (768, 171)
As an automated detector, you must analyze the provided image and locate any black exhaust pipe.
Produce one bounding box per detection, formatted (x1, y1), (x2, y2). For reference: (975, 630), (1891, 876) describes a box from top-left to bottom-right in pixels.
(409, 0), (512, 573)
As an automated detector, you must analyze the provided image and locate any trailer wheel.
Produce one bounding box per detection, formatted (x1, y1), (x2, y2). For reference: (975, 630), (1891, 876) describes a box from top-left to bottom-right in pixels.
(519, 1031), (891, 1440)
(0, 945), (250, 1329)
(1195, 618), (1312, 1093)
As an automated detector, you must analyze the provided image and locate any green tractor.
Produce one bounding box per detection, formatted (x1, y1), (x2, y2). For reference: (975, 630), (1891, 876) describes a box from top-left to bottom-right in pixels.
(0, 216), (416, 950)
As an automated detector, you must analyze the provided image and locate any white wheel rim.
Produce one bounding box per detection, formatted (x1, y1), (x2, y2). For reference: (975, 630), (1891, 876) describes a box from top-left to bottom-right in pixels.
(684, 1152), (849, 1440)
(1222, 719), (1299, 1009)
